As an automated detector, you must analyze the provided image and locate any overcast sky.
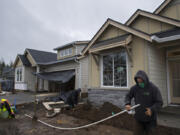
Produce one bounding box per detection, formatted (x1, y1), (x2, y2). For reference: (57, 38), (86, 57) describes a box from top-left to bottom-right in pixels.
(0, 0), (164, 64)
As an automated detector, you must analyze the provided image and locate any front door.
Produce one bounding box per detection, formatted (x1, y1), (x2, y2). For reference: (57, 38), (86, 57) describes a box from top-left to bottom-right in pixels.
(169, 60), (180, 104)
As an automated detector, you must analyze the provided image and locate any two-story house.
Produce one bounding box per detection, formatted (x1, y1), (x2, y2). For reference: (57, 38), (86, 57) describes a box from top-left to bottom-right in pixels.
(79, 0), (180, 107)
(13, 41), (88, 92)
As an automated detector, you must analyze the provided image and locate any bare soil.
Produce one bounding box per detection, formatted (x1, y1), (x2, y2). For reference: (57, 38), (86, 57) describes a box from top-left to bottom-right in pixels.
(0, 102), (180, 135)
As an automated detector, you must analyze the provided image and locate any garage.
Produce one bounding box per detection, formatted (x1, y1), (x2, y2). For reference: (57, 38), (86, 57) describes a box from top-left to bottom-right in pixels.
(36, 69), (75, 92)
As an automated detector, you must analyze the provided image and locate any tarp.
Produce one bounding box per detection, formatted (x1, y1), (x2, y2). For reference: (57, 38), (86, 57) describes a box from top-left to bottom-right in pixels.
(49, 89), (81, 107)
(59, 89), (81, 107)
(35, 70), (75, 83)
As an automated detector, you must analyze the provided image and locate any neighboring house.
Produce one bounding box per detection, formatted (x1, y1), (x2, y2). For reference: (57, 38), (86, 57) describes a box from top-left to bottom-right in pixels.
(13, 49), (57, 91)
(13, 41), (88, 92)
(79, 0), (180, 107)
(37, 41), (89, 92)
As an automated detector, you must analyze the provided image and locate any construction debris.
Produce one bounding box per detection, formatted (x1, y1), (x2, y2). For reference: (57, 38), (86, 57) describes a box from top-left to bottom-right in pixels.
(43, 101), (64, 111)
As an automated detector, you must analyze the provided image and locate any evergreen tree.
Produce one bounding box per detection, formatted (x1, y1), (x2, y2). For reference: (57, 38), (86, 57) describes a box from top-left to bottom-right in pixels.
(0, 57), (6, 77)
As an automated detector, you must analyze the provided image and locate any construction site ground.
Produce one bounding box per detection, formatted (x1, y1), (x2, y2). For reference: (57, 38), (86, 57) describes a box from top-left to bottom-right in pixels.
(0, 101), (180, 135)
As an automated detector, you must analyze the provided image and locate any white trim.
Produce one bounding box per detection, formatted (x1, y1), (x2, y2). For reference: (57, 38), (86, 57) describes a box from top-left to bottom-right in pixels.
(91, 87), (130, 91)
(15, 83), (27, 90)
(151, 35), (180, 43)
(100, 55), (103, 87)
(15, 66), (24, 83)
(166, 49), (180, 104)
(166, 51), (171, 104)
(100, 51), (129, 89)
(112, 56), (115, 86)
(126, 53), (129, 88)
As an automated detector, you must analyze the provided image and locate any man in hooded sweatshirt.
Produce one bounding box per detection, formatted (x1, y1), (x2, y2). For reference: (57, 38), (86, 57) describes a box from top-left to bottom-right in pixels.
(125, 70), (163, 135)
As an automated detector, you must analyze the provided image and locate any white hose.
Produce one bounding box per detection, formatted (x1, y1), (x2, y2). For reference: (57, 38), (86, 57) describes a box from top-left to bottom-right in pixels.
(25, 104), (140, 130)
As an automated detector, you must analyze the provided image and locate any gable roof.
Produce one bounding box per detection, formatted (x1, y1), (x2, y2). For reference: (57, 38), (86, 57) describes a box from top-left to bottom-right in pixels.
(54, 40), (89, 50)
(154, 0), (172, 14)
(81, 18), (152, 55)
(25, 48), (57, 65)
(89, 34), (132, 53)
(125, 9), (180, 26)
(13, 54), (31, 67)
(91, 34), (130, 49)
(18, 55), (31, 66)
(38, 56), (76, 66)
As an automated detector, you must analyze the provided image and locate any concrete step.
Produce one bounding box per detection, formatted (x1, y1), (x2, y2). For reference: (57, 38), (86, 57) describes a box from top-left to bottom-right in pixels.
(160, 106), (180, 116)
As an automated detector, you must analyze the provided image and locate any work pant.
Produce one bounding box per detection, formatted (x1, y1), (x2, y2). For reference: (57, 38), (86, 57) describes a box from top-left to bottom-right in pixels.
(133, 120), (157, 135)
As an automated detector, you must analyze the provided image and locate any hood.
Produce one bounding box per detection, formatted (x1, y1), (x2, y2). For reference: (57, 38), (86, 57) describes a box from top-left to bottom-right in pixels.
(134, 70), (149, 86)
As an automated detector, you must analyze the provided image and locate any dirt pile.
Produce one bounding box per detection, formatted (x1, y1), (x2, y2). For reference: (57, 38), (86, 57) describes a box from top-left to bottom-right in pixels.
(64, 102), (134, 130)
(63, 102), (180, 135)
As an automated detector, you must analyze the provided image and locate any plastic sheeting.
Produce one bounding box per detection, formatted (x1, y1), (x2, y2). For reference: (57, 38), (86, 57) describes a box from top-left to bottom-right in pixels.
(35, 70), (75, 83)
(49, 89), (81, 107)
(59, 89), (81, 107)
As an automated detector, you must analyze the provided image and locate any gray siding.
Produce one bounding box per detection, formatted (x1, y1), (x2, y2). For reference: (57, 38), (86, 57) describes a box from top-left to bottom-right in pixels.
(44, 80), (49, 91)
(75, 44), (86, 55)
(88, 89), (129, 109)
(147, 44), (168, 106)
(24, 67), (36, 91)
(44, 61), (78, 72)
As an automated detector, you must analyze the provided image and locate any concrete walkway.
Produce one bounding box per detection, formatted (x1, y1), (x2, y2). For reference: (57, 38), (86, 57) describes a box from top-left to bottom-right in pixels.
(0, 92), (59, 105)
(158, 106), (180, 129)
(158, 113), (180, 129)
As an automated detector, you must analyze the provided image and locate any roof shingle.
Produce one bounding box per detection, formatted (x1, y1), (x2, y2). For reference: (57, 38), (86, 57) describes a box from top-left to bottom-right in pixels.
(152, 27), (180, 38)
(18, 55), (31, 66)
(26, 49), (57, 64)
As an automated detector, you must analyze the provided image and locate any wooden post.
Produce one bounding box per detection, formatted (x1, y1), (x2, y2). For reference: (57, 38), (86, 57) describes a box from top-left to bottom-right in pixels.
(33, 77), (38, 121)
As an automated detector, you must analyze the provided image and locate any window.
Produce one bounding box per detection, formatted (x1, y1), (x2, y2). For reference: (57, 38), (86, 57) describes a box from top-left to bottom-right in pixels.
(16, 69), (19, 82)
(102, 50), (127, 87)
(16, 68), (23, 82)
(69, 48), (73, 55)
(65, 49), (69, 56)
(60, 51), (63, 57)
(59, 48), (73, 58)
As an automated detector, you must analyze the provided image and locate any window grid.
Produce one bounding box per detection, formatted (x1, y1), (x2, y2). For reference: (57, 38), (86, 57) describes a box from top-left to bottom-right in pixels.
(102, 51), (128, 88)
(59, 48), (73, 57)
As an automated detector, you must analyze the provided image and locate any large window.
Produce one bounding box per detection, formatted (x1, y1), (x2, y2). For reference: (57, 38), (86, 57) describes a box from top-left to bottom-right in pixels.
(60, 48), (73, 57)
(16, 68), (23, 82)
(102, 51), (127, 87)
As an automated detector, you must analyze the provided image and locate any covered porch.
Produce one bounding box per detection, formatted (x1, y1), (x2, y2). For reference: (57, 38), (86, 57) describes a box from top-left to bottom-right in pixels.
(152, 28), (180, 105)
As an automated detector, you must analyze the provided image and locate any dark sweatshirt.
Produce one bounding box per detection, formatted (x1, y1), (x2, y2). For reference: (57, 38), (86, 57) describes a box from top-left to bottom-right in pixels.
(125, 70), (163, 122)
